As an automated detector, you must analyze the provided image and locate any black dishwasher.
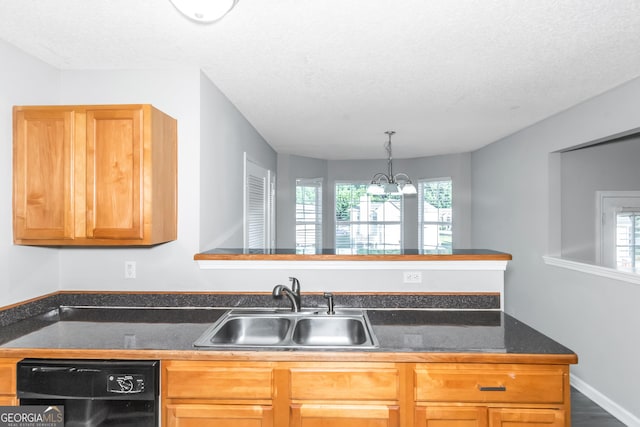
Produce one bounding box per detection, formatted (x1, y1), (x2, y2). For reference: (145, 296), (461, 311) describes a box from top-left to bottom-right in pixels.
(17, 359), (159, 427)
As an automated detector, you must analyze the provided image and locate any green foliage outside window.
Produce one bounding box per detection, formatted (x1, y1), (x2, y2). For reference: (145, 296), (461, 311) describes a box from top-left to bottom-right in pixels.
(423, 180), (452, 209)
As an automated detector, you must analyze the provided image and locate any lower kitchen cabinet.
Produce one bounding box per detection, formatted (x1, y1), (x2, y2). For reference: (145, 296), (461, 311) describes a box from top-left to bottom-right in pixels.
(415, 407), (565, 427)
(414, 363), (570, 427)
(288, 363), (402, 427)
(162, 361), (275, 426)
(0, 358), (19, 405)
(290, 404), (400, 427)
(165, 403), (273, 427)
(161, 360), (572, 427)
(415, 406), (488, 426)
(488, 408), (565, 426)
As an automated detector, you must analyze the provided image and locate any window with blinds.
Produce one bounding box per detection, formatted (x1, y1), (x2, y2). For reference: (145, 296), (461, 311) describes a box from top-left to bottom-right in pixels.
(335, 182), (403, 254)
(418, 179), (452, 251)
(295, 178), (322, 254)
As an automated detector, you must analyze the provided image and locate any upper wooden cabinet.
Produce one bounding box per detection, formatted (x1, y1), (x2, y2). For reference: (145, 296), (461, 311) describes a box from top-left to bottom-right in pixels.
(13, 104), (177, 246)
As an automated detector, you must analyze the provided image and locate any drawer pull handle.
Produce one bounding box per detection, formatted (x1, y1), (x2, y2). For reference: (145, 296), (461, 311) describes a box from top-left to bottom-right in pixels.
(478, 385), (507, 392)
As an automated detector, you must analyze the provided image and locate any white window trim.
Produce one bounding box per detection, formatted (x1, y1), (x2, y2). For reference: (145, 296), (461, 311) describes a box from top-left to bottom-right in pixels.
(595, 190), (640, 268)
(418, 177), (453, 251)
(335, 181), (404, 253)
(296, 177), (323, 253)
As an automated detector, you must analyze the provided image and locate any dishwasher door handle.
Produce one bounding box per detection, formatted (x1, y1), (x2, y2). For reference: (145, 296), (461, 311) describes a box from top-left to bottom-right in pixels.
(30, 367), (101, 373)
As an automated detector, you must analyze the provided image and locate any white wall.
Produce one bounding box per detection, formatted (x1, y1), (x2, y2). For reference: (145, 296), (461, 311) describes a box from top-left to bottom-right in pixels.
(0, 40), (61, 306)
(472, 76), (640, 423)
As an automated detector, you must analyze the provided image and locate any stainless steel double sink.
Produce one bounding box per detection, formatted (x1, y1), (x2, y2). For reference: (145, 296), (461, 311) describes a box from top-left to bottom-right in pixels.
(193, 309), (378, 349)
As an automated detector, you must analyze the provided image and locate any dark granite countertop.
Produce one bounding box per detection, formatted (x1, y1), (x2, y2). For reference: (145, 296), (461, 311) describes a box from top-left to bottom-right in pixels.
(0, 306), (575, 358)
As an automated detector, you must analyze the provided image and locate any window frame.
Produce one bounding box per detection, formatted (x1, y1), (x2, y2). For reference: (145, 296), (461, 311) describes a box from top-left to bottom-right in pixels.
(596, 190), (640, 270)
(418, 178), (453, 251)
(295, 177), (323, 254)
(334, 181), (404, 254)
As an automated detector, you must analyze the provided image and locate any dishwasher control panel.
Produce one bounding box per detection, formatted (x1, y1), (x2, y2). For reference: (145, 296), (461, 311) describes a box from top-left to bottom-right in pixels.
(107, 374), (146, 394)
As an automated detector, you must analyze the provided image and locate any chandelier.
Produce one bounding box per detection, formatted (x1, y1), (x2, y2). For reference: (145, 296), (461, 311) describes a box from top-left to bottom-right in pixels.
(366, 131), (417, 195)
(169, 0), (239, 24)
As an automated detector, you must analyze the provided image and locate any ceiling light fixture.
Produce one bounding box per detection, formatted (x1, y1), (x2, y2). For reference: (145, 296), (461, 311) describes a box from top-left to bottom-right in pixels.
(367, 131), (417, 196)
(169, 0), (239, 24)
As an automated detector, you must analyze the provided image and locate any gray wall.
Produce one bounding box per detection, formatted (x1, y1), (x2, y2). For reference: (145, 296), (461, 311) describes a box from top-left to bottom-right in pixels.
(277, 152), (471, 250)
(0, 39), (61, 304)
(201, 72), (277, 250)
(472, 76), (640, 422)
(561, 134), (640, 263)
(276, 154), (328, 248)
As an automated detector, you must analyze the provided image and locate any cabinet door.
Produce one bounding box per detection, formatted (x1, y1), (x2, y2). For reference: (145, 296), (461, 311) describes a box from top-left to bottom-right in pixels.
(290, 404), (399, 427)
(86, 107), (143, 240)
(415, 406), (488, 427)
(166, 404), (272, 427)
(488, 408), (564, 426)
(13, 108), (74, 240)
(0, 358), (19, 405)
(0, 397), (17, 406)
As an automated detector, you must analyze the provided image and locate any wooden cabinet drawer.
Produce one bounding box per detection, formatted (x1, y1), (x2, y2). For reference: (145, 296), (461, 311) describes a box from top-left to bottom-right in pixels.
(415, 364), (565, 404)
(290, 367), (399, 401)
(164, 362), (273, 400)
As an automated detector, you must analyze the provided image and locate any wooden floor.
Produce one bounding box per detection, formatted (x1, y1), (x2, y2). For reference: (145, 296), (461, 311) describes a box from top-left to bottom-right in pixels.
(571, 387), (626, 426)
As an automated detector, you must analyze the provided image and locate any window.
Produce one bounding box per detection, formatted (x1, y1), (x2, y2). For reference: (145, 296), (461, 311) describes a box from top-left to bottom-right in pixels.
(616, 211), (640, 269)
(244, 155), (275, 250)
(597, 191), (640, 270)
(418, 179), (452, 251)
(296, 178), (323, 254)
(335, 183), (402, 254)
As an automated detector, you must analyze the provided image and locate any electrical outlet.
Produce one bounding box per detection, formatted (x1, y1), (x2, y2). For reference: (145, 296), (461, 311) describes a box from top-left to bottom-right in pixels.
(403, 271), (422, 283)
(125, 261), (136, 279)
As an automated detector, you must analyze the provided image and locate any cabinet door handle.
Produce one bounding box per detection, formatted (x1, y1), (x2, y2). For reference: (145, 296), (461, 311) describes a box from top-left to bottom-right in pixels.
(478, 385), (507, 392)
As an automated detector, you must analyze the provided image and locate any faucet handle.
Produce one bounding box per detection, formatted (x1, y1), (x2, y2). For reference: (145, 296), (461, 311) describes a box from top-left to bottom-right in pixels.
(289, 276), (301, 293)
(323, 292), (335, 315)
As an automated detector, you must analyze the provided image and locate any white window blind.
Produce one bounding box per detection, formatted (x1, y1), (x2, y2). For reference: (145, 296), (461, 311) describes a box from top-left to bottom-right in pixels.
(244, 155), (275, 250)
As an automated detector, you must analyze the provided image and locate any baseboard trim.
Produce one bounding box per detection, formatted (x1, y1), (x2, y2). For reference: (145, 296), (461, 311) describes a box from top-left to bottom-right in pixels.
(571, 373), (640, 426)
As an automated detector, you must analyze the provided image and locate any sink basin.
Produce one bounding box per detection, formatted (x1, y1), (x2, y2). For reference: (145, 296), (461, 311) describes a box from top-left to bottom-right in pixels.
(292, 317), (369, 346)
(208, 316), (292, 346)
(193, 309), (378, 349)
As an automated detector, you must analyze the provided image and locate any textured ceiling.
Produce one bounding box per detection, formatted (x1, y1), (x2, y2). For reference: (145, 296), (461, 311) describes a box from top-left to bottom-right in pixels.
(1, 0), (640, 159)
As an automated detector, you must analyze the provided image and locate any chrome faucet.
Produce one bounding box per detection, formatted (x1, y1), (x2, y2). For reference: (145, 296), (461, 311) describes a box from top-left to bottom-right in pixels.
(323, 292), (335, 315)
(272, 277), (302, 312)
